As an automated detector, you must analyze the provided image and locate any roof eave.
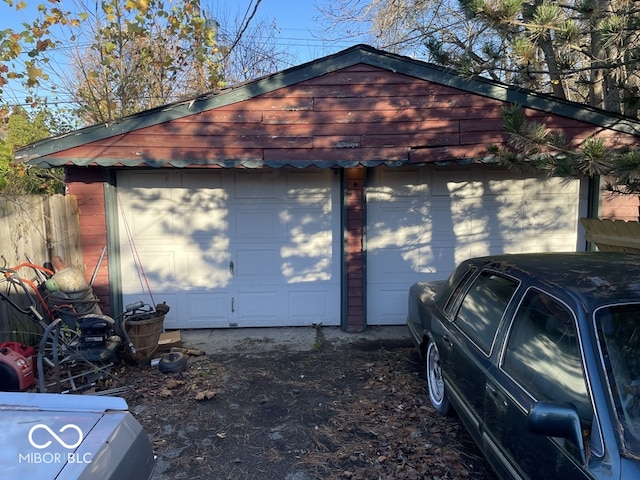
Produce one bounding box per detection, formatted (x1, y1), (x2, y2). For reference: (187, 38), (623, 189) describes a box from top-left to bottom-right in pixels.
(15, 44), (640, 166)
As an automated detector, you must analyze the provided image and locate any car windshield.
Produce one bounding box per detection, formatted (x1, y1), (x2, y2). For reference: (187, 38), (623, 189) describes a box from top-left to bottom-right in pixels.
(596, 304), (640, 458)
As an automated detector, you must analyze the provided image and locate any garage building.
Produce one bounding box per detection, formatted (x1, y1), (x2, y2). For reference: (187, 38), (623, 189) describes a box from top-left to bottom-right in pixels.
(17, 45), (640, 331)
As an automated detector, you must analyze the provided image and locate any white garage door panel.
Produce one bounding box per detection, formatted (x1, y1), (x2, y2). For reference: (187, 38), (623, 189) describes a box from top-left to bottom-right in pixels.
(121, 250), (178, 289)
(283, 246), (333, 282)
(235, 210), (278, 238)
(236, 291), (279, 326)
(186, 292), (230, 323)
(235, 248), (279, 279)
(367, 165), (588, 325)
(367, 247), (431, 278)
(369, 289), (408, 325)
(289, 290), (332, 320)
(117, 170), (340, 328)
(123, 208), (177, 243)
(234, 172), (277, 198)
(184, 250), (231, 289)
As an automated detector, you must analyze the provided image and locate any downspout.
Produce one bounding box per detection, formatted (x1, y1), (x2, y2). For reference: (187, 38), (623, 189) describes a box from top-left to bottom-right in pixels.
(104, 170), (124, 317)
(585, 174), (602, 251)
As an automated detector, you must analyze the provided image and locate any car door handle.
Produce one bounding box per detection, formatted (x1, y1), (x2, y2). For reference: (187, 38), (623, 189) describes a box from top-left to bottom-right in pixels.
(486, 384), (508, 408)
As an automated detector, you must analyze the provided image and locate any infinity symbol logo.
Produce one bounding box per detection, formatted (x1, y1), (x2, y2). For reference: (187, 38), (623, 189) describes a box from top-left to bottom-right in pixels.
(28, 424), (84, 449)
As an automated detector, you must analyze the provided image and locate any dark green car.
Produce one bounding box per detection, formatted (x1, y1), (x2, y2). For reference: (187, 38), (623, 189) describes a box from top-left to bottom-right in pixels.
(407, 252), (640, 480)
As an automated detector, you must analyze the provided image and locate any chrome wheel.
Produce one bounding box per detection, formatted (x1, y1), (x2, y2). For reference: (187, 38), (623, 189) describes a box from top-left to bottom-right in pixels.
(426, 340), (452, 415)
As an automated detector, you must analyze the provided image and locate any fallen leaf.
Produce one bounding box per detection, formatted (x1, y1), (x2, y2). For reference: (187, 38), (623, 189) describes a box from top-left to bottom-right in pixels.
(166, 379), (185, 389)
(195, 390), (217, 401)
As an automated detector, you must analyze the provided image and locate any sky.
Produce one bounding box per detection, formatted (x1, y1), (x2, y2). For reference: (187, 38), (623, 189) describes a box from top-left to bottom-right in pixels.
(214, 0), (359, 64)
(2, 0), (366, 109)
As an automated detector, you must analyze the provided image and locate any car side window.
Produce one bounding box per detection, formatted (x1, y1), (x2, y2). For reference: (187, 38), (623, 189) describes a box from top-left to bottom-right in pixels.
(443, 266), (477, 317)
(454, 271), (518, 355)
(503, 289), (592, 426)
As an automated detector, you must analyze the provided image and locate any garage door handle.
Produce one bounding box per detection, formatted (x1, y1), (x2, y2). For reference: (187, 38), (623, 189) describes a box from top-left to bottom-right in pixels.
(229, 260), (234, 276)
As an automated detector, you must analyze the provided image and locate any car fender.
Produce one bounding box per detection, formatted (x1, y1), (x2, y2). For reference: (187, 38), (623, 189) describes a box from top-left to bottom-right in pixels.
(407, 280), (446, 354)
(59, 411), (155, 480)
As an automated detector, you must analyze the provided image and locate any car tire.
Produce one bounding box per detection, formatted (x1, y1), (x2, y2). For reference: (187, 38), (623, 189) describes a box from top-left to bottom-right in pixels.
(426, 340), (453, 416)
(158, 352), (187, 374)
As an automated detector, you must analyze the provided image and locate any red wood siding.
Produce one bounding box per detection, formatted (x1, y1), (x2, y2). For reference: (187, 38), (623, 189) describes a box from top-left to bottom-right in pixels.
(50, 65), (640, 167)
(345, 167), (365, 331)
(602, 193), (640, 221)
(65, 168), (111, 314)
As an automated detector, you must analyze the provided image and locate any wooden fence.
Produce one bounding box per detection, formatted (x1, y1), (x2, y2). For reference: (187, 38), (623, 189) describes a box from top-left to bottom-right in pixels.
(581, 218), (640, 254)
(0, 195), (82, 345)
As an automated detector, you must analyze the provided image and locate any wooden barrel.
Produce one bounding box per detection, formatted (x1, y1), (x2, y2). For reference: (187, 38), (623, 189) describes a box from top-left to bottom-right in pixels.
(124, 314), (165, 364)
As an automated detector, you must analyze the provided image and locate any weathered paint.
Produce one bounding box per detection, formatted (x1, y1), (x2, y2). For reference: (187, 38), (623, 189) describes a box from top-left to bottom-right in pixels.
(65, 168), (111, 313)
(19, 45), (640, 329)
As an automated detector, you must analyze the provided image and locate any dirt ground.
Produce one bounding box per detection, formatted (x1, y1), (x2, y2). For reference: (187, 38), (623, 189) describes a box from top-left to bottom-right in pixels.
(104, 329), (497, 480)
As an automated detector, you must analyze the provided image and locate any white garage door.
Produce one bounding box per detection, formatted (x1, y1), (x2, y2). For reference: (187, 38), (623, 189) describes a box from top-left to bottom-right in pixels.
(366, 165), (589, 325)
(116, 169), (340, 329)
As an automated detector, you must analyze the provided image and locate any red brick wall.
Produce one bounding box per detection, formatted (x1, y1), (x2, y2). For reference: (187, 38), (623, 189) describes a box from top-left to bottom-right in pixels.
(65, 168), (111, 314)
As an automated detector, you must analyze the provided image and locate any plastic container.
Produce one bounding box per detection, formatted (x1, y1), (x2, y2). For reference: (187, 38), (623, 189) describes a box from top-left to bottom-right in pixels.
(0, 347), (34, 391)
(0, 342), (36, 364)
(50, 267), (90, 293)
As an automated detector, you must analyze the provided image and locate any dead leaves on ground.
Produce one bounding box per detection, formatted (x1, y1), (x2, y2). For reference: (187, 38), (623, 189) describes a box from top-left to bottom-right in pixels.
(118, 347), (492, 480)
(194, 389), (216, 401)
(302, 351), (488, 479)
(159, 377), (217, 401)
(121, 362), (220, 402)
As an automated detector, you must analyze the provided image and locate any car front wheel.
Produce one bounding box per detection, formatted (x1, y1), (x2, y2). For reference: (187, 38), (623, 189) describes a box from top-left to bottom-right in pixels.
(426, 340), (453, 416)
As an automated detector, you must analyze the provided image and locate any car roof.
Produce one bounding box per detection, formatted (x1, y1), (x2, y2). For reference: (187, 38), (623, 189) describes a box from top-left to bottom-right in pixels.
(469, 252), (640, 309)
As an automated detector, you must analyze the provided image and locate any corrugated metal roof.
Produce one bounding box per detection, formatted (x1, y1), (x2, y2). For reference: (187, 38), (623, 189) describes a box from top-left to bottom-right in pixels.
(25, 157), (499, 169)
(27, 158), (410, 169)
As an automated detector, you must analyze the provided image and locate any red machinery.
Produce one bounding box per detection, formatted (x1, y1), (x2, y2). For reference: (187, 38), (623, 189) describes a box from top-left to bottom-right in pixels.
(0, 343), (34, 391)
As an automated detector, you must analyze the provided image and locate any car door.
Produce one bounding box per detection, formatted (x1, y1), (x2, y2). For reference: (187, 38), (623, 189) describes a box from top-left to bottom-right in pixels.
(442, 270), (518, 435)
(484, 288), (594, 479)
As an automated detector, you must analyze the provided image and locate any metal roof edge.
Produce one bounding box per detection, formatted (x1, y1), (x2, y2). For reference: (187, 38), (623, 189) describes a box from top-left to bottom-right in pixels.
(44, 155), (502, 169)
(51, 158), (414, 169)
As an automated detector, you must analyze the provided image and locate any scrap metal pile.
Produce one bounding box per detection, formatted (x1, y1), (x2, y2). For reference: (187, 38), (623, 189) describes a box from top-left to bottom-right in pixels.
(0, 255), (168, 393)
